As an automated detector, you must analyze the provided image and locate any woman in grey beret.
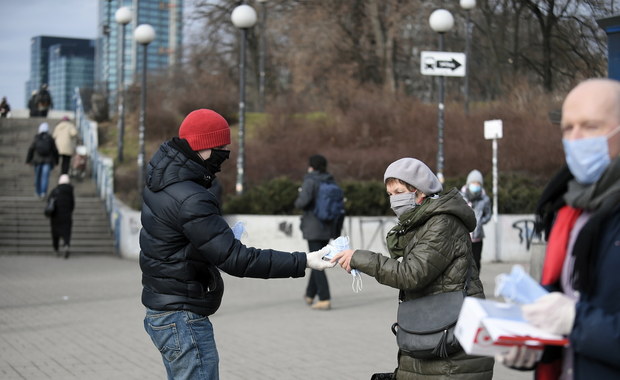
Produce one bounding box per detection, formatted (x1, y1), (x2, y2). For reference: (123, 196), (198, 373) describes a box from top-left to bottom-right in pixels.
(331, 157), (494, 379)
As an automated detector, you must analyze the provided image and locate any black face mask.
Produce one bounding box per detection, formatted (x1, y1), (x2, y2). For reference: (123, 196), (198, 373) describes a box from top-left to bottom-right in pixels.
(204, 149), (230, 174)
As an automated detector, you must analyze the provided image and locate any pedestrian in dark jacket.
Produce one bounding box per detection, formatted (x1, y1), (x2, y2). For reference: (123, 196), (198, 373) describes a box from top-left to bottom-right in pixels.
(497, 78), (620, 380)
(331, 158), (494, 379)
(139, 109), (335, 380)
(0, 96), (10, 117)
(48, 174), (75, 259)
(26, 122), (59, 198)
(28, 90), (38, 117)
(295, 154), (340, 310)
(35, 84), (53, 117)
(460, 169), (492, 272)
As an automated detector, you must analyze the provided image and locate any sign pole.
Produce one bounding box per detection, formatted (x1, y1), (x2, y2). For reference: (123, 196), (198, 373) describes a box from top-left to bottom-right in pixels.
(492, 136), (499, 262)
(484, 120), (503, 262)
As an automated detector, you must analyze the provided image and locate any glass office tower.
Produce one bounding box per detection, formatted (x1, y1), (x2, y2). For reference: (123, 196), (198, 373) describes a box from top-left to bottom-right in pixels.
(96, 0), (183, 105)
(48, 41), (96, 111)
(27, 36), (96, 111)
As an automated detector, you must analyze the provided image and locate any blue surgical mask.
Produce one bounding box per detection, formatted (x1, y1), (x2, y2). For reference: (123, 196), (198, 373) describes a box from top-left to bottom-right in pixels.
(495, 265), (548, 304)
(562, 126), (620, 185)
(390, 192), (418, 218)
(468, 183), (481, 194)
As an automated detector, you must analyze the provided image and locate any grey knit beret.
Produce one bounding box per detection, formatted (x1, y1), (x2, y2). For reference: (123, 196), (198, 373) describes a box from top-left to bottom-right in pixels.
(384, 158), (443, 195)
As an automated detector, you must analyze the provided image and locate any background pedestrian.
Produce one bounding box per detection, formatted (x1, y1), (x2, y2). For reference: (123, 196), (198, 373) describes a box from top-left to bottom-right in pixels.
(35, 84), (53, 117)
(28, 90), (38, 117)
(48, 174), (75, 259)
(460, 169), (492, 272)
(26, 122), (59, 198)
(0, 96), (10, 117)
(295, 154), (344, 311)
(52, 116), (78, 175)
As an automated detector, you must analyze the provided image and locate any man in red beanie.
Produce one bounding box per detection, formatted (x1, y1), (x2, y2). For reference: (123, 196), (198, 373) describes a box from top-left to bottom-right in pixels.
(139, 109), (335, 380)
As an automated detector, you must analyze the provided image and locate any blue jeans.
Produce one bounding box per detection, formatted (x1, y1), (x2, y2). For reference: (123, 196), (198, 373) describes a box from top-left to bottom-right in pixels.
(34, 163), (52, 196)
(144, 308), (219, 380)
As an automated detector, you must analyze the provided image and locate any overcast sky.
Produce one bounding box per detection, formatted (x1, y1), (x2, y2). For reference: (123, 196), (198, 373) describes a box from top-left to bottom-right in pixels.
(0, 1), (99, 109)
(0, 1), (201, 110)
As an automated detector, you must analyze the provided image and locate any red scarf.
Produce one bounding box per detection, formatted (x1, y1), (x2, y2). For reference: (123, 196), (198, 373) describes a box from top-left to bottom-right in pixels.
(541, 205), (583, 286)
(536, 205), (582, 380)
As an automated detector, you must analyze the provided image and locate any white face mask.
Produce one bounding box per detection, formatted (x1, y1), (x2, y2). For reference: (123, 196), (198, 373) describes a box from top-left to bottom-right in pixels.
(390, 192), (418, 218)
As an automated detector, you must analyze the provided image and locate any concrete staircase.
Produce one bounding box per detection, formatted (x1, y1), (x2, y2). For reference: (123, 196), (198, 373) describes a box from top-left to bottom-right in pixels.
(0, 117), (115, 255)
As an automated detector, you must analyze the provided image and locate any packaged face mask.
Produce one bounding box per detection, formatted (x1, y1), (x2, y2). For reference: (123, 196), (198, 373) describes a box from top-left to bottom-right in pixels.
(231, 221), (246, 240)
(323, 236), (363, 292)
(494, 265), (547, 304)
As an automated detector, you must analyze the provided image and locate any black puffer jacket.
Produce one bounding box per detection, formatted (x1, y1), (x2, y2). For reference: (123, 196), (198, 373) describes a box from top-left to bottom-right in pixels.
(140, 140), (307, 316)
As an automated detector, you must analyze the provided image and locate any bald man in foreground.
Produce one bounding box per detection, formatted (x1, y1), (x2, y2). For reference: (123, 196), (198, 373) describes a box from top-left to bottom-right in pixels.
(498, 78), (620, 379)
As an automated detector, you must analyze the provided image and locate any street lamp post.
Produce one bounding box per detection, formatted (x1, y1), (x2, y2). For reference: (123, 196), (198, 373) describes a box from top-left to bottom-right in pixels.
(134, 24), (156, 200)
(103, 0), (112, 101)
(460, 0), (476, 115)
(429, 9), (454, 184)
(257, 0), (268, 112)
(115, 6), (132, 163)
(231, 4), (257, 195)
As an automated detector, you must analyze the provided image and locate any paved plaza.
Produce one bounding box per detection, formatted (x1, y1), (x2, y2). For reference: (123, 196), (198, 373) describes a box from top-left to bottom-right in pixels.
(0, 254), (532, 379)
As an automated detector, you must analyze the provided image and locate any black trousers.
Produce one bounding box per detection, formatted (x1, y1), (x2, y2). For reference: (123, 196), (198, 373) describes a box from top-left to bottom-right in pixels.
(60, 155), (71, 175)
(472, 240), (483, 272)
(305, 239), (331, 301)
(51, 221), (72, 252)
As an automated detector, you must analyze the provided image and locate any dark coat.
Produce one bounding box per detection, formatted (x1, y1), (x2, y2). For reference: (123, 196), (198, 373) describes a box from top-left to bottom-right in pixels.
(569, 205), (620, 379)
(294, 171), (336, 241)
(140, 140), (307, 317)
(50, 184), (74, 237)
(26, 133), (59, 166)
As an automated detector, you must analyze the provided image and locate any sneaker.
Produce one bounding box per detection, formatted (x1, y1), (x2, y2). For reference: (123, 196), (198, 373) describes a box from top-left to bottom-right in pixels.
(311, 300), (331, 310)
(63, 245), (70, 259)
(304, 296), (314, 306)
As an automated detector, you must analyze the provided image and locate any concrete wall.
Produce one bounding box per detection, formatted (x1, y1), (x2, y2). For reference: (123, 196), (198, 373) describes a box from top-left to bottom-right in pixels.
(116, 209), (543, 263)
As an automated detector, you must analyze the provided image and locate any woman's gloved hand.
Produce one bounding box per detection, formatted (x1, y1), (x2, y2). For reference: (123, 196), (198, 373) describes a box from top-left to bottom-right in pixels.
(306, 247), (336, 270)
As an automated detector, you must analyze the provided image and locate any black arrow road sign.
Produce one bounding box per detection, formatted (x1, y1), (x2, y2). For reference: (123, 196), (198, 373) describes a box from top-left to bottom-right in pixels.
(436, 58), (462, 71)
(420, 51), (466, 77)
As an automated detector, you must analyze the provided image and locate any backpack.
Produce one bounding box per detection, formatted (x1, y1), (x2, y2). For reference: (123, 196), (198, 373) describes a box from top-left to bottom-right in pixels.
(35, 134), (53, 157)
(313, 181), (345, 223)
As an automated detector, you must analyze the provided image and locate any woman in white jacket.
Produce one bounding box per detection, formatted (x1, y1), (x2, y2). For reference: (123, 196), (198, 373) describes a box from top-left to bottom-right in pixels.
(52, 116), (78, 175)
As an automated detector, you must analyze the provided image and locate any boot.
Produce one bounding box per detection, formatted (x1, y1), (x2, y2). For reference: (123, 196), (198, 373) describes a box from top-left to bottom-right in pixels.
(371, 373), (394, 380)
(311, 300), (331, 310)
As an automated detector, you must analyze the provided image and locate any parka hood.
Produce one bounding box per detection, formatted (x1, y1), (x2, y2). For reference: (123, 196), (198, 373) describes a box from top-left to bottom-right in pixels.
(146, 140), (214, 192)
(400, 188), (477, 233)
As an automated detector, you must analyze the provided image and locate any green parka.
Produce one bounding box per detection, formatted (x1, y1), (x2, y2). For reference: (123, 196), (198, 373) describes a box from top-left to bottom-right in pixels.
(351, 188), (494, 379)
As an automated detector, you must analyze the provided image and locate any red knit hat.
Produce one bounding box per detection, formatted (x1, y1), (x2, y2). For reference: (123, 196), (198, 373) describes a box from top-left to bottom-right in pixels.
(178, 109), (231, 151)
